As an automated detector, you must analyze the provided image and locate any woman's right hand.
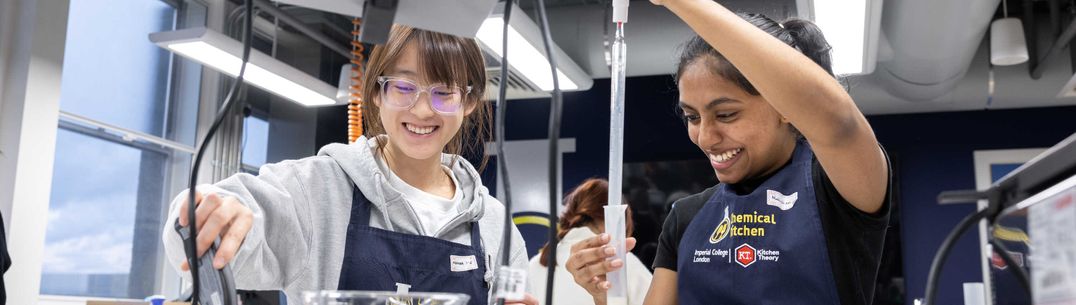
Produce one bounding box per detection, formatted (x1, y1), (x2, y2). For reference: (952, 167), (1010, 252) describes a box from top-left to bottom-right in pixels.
(564, 233), (637, 305)
(177, 191), (253, 270)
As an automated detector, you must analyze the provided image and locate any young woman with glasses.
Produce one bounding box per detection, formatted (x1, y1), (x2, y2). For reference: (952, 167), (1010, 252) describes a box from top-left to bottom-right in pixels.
(162, 25), (537, 305)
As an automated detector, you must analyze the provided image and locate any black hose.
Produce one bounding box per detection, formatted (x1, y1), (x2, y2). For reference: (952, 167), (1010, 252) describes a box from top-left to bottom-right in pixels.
(495, 0), (515, 304)
(989, 237), (1032, 302)
(923, 209), (990, 305)
(533, 0), (563, 304)
(186, 1), (253, 303)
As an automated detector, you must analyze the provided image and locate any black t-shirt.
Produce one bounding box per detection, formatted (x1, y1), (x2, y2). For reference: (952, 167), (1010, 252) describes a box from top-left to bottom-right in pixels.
(653, 158), (891, 305)
(1, 212), (9, 304)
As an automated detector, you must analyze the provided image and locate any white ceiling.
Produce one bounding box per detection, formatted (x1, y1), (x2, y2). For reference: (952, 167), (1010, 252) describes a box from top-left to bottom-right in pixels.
(850, 39), (1076, 115)
(539, 0), (1076, 115)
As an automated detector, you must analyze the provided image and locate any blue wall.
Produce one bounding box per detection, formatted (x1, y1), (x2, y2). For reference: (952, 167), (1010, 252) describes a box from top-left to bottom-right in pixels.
(869, 107), (1076, 305)
(483, 75), (695, 198)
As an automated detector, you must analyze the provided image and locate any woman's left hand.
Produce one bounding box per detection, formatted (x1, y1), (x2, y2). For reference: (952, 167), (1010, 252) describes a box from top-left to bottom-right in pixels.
(505, 293), (539, 305)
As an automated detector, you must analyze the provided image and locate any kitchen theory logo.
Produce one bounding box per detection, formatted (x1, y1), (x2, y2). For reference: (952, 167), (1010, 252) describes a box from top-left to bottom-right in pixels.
(736, 244), (756, 267)
(734, 243), (781, 268)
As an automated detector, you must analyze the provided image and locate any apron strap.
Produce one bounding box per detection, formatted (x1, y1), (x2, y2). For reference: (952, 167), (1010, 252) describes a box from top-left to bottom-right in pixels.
(351, 186), (373, 227)
(469, 221), (483, 254)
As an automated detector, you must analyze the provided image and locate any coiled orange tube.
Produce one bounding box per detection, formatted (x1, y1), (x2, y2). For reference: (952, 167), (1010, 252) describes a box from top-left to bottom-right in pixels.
(348, 18), (365, 143)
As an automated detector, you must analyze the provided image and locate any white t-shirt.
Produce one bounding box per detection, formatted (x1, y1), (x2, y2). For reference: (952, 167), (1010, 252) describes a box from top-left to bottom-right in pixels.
(381, 159), (464, 236)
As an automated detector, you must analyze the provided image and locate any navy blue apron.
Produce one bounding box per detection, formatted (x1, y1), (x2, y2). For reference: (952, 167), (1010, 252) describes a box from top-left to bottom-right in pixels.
(677, 141), (840, 304)
(338, 186), (488, 305)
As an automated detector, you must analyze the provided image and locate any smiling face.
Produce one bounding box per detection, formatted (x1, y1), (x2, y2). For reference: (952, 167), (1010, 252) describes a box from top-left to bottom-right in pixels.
(377, 42), (473, 162)
(360, 25), (490, 166)
(677, 57), (797, 184)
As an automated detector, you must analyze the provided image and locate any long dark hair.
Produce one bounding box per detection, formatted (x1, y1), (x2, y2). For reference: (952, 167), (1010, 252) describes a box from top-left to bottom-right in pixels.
(538, 178), (634, 267)
(675, 13), (835, 92)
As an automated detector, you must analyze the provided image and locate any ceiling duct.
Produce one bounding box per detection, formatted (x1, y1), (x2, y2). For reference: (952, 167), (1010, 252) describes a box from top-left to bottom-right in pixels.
(873, 0), (1001, 101)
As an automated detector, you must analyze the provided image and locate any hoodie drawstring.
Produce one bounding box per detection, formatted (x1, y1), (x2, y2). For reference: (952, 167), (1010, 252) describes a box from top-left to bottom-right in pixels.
(372, 172), (396, 232)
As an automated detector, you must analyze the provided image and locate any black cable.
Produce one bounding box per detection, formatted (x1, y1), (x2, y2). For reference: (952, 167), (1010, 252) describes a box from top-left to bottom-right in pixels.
(186, 1), (253, 303)
(923, 209), (990, 305)
(989, 236), (1033, 302)
(533, 0), (563, 304)
(495, 0), (515, 304)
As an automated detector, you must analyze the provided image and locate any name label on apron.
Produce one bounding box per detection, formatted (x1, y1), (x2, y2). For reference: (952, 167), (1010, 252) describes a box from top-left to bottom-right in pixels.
(766, 189), (798, 210)
(450, 255), (479, 272)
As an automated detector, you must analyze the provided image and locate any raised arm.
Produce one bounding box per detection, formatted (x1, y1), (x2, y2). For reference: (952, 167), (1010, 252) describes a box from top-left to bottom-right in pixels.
(657, 0), (888, 213)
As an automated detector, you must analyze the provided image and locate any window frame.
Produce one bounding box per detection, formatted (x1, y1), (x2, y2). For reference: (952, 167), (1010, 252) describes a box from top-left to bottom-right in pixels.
(38, 0), (209, 302)
(240, 106), (270, 174)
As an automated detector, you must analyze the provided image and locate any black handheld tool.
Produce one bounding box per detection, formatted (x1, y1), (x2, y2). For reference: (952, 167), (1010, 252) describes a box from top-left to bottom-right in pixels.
(176, 221), (238, 305)
(181, 0), (251, 303)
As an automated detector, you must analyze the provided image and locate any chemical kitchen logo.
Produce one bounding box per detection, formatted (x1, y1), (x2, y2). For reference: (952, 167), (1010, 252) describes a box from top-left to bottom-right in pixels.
(735, 243), (781, 268)
(710, 206), (731, 244)
(710, 206), (777, 244)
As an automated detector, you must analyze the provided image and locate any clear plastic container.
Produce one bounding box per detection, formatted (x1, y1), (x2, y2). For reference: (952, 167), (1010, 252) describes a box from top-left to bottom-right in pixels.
(605, 22), (629, 305)
(604, 205), (629, 305)
(607, 25), (627, 209)
(301, 291), (470, 305)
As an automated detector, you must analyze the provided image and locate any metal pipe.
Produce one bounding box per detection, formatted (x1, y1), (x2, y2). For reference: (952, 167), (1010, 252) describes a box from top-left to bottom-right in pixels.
(1068, 9), (1076, 73)
(252, 0), (351, 58)
(279, 6), (353, 41)
(1050, 0), (1061, 37)
(1025, 0), (1041, 78)
(319, 20), (354, 42)
(228, 4), (246, 28)
(1031, 18), (1076, 79)
(1071, 34), (1076, 73)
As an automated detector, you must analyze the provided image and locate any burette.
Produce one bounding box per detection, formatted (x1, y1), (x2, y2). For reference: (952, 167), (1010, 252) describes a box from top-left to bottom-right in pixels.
(604, 0), (629, 305)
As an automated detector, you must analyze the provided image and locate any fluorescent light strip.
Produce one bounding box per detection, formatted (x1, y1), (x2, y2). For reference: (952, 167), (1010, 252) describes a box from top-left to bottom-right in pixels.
(814, 0), (867, 75)
(167, 41), (336, 106)
(477, 17), (578, 91)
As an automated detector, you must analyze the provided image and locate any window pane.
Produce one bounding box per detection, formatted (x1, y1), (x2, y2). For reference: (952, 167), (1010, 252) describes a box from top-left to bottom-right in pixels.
(59, 0), (175, 137)
(242, 115), (270, 168)
(41, 128), (180, 299)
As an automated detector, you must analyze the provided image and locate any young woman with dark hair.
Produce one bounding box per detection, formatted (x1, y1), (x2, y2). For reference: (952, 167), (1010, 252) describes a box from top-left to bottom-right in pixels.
(566, 2), (891, 305)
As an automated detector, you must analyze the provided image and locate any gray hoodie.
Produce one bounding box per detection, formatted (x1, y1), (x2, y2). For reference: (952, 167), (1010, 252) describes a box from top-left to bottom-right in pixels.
(162, 136), (528, 304)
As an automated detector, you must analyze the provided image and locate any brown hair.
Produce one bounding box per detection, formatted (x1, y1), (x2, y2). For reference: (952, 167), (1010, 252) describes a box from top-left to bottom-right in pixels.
(361, 25), (491, 169)
(538, 178), (634, 267)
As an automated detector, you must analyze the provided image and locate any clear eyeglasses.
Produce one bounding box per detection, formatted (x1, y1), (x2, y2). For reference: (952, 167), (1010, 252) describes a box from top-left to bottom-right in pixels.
(377, 76), (472, 114)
